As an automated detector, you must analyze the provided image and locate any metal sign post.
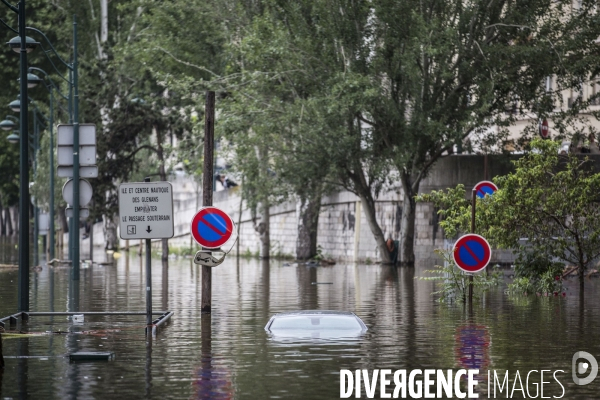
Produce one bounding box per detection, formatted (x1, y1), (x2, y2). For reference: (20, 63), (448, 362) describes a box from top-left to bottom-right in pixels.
(145, 236), (152, 327)
(119, 179), (174, 330)
(467, 181), (498, 304)
(456, 188), (493, 305)
(469, 189), (476, 304)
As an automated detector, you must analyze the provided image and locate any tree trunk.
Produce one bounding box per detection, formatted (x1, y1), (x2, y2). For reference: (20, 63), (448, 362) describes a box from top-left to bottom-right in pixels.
(103, 213), (119, 250)
(346, 159), (391, 264)
(10, 206), (17, 236)
(5, 207), (12, 236)
(58, 207), (68, 233)
(0, 204), (4, 236)
(100, 0), (108, 43)
(155, 124), (169, 263)
(0, 331), (4, 369)
(253, 144), (270, 259)
(255, 200), (270, 258)
(358, 191), (391, 264)
(296, 193), (321, 260)
(579, 263), (585, 295)
(399, 172), (420, 266)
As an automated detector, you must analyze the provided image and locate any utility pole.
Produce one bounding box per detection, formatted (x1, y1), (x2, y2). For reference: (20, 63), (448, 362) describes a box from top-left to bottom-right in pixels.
(201, 91), (215, 313)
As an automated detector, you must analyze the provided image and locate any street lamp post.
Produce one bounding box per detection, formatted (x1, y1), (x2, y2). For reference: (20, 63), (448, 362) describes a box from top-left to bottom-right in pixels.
(0, 0), (40, 313)
(71, 15), (80, 281)
(1, 3), (80, 311)
(27, 67), (70, 261)
(4, 98), (49, 268)
(0, 0), (36, 313)
(15, 16), (81, 280)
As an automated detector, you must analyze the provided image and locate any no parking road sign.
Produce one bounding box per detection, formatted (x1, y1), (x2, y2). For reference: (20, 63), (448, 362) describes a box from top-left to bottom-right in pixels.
(473, 181), (498, 199)
(453, 234), (492, 273)
(191, 206), (235, 249)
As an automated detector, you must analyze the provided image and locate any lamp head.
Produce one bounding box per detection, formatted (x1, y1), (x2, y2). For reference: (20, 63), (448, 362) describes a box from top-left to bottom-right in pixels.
(6, 132), (19, 144)
(7, 36), (39, 54)
(25, 73), (42, 89)
(8, 99), (20, 113)
(0, 119), (16, 131)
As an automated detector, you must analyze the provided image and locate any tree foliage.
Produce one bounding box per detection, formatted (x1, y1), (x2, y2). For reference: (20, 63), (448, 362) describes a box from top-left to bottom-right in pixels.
(419, 139), (600, 292)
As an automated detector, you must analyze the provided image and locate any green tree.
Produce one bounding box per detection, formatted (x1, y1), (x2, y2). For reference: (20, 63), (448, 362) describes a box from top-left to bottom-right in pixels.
(419, 139), (600, 295)
(217, 0), (600, 265)
(219, 14), (321, 259)
(488, 140), (600, 294)
(365, 0), (600, 264)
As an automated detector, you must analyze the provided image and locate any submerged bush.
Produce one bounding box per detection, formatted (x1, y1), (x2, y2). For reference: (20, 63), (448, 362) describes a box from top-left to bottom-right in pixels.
(418, 249), (502, 303)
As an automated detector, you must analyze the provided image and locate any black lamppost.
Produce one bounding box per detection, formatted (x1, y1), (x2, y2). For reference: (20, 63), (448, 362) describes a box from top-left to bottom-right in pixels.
(0, 0), (38, 312)
(26, 67), (70, 261)
(5, 97), (49, 268)
(2, 6), (82, 296)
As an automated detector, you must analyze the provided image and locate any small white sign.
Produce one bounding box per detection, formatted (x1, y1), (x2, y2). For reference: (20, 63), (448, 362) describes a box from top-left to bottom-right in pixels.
(118, 182), (174, 240)
(57, 165), (99, 178)
(57, 124), (97, 166)
(38, 213), (50, 231)
(62, 178), (93, 206)
(65, 207), (89, 219)
(193, 250), (226, 267)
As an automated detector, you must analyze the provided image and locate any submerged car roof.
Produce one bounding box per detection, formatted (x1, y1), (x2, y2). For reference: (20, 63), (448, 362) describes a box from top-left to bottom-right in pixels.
(265, 310), (368, 333)
(271, 310), (356, 317)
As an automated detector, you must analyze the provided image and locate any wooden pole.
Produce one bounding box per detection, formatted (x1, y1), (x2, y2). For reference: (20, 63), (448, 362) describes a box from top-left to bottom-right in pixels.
(201, 91), (215, 313)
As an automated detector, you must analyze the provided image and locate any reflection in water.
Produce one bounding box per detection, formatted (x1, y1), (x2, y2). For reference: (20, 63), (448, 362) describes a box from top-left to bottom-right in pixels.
(0, 236), (18, 265)
(68, 275), (80, 313)
(455, 324), (490, 388)
(193, 314), (234, 399)
(17, 339), (28, 400)
(455, 325), (490, 371)
(0, 253), (600, 399)
(162, 259), (169, 311)
(146, 336), (152, 398)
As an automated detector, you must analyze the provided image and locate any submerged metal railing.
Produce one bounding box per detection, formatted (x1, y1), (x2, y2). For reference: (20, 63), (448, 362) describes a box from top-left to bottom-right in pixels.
(0, 310), (174, 336)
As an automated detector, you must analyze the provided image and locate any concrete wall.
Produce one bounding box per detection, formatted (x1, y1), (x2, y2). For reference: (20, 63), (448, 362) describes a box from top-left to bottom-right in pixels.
(77, 154), (531, 264)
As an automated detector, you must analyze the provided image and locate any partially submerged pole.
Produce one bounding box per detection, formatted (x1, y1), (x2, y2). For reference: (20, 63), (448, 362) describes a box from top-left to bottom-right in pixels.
(0, 330), (4, 369)
(201, 91), (215, 313)
(145, 177), (153, 328)
(469, 189), (476, 305)
(17, 0), (31, 315)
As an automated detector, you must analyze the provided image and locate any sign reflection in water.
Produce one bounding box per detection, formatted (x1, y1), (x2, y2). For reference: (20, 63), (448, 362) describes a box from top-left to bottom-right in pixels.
(2, 249), (600, 399)
(193, 314), (234, 399)
(455, 324), (491, 383)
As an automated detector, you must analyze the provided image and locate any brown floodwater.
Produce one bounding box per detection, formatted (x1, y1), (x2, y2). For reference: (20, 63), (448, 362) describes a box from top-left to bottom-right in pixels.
(1, 243), (600, 399)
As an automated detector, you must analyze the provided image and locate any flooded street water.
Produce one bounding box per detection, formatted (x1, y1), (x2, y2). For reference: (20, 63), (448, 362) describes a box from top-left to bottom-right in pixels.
(1, 245), (600, 399)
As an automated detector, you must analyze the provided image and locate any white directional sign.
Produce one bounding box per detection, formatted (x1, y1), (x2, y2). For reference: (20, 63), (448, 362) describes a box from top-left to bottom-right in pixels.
(118, 181), (174, 240)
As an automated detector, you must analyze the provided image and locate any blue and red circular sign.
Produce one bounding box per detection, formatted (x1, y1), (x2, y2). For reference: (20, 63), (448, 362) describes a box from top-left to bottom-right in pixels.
(191, 206), (234, 249)
(453, 234), (492, 273)
(473, 181), (498, 199)
(539, 118), (549, 139)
